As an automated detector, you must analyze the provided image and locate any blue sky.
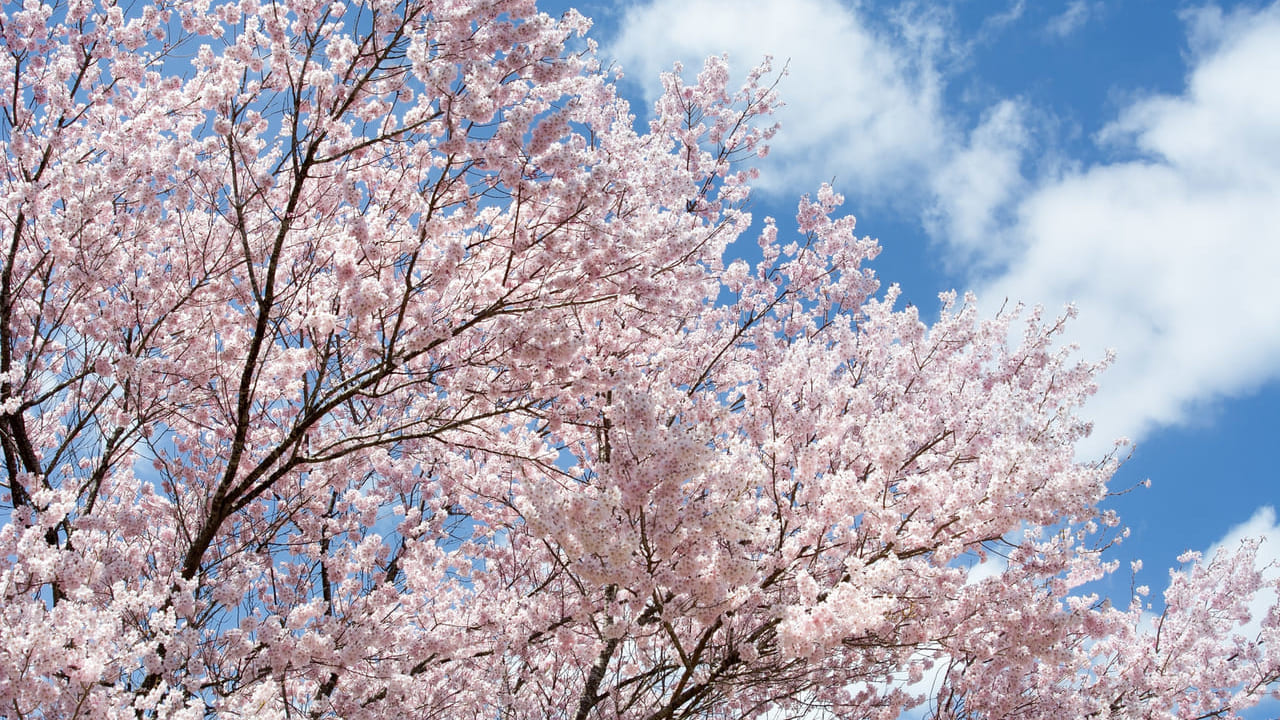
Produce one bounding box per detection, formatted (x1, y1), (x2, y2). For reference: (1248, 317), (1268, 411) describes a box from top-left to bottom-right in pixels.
(542, 0), (1280, 652)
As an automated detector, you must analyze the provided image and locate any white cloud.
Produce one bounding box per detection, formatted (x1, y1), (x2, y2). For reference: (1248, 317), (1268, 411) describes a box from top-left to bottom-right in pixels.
(976, 3), (1280, 451)
(609, 0), (951, 203)
(1045, 1), (1095, 39)
(925, 99), (1029, 267)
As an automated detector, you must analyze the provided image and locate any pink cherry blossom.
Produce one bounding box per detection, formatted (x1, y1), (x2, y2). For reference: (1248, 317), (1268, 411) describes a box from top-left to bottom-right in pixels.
(0, 1), (1275, 718)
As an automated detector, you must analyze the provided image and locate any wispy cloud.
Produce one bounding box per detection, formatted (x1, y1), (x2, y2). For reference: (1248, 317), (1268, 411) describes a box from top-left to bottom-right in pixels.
(981, 0), (1026, 38)
(1046, 1), (1095, 39)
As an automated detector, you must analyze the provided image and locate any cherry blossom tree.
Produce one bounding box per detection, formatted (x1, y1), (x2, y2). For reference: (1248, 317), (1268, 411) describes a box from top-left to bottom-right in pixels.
(0, 0), (1276, 718)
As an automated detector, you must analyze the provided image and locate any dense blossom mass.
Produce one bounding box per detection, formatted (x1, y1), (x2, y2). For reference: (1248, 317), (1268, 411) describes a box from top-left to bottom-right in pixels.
(0, 0), (1276, 718)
